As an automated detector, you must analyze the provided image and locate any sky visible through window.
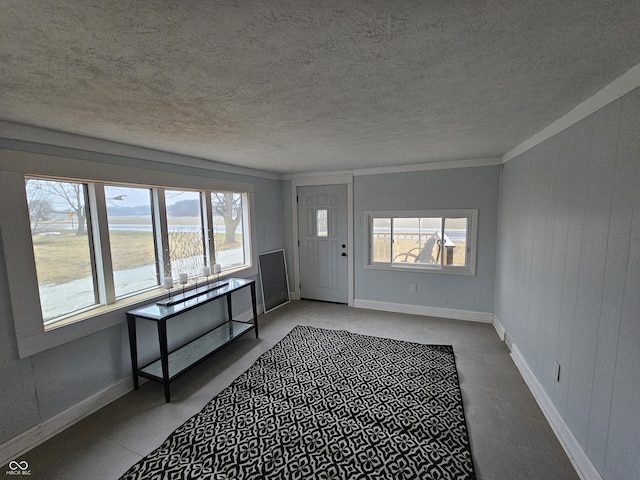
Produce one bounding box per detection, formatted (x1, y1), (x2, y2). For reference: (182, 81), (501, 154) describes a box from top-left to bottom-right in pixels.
(26, 178), (250, 323)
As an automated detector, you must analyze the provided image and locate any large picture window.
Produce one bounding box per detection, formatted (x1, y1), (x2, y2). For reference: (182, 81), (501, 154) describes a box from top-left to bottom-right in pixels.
(366, 209), (478, 275)
(26, 178), (97, 321)
(210, 192), (248, 270)
(105, 185), (158, 298)
(165, 189), (205, 280)
(24, 176), (253, 327)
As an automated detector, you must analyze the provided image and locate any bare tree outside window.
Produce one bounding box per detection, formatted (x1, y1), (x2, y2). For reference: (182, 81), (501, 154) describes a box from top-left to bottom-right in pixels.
(212, 192), (242, 245)
(25, 179), (54, 234)
(211, 192), (246, 269)
(165, 190), (205, 278)
(25, 178), (87, 235)
(23, 176), (253, 325)
(24, 178), (96, 321)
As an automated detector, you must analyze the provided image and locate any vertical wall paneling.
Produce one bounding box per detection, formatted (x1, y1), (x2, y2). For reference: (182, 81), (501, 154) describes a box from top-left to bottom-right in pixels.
(583, 99), (631, 466)
(530, 140), (555, 376)
(533, 135), (557, 381)
(554, 116), (593, 418)
(518, 150), (536, 353)
(495, 87), (640, 479)
(541, 126), (574, 396)
(566, 101), (620, 445)
(602, 90), (640, 480)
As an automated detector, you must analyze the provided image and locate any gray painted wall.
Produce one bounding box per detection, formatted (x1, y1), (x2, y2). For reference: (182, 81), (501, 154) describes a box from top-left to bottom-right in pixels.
(0, 143), (284, 445)
(279, 180), (296, 294)
(494, 87), (640, 479)
(354, 166), (500, 314)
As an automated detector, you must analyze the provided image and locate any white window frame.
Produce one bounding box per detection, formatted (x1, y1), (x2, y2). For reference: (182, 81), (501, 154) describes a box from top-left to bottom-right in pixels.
(209, 191), (252, 272)
(0, 152), (257, 358)
(365, 209), (478, 275)
(27, 178), (255, 328)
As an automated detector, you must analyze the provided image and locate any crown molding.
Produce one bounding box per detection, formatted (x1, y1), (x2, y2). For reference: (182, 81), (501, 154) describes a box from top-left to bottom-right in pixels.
(280, 156), (501, 180)
(503, 62), (640, 163)
(354, 157), (501, 176)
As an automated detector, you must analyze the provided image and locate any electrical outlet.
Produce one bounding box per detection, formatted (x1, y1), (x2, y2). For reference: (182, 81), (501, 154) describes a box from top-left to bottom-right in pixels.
(409, 284), (417, 293)
(554, 361), (561, 382)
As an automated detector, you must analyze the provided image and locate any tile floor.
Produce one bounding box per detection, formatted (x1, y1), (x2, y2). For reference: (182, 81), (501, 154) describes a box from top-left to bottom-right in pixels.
(4, 301), (579, 479)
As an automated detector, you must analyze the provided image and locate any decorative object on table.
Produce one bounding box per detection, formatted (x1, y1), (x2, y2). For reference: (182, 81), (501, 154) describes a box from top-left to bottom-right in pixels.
(201, 266), (211, 292)
(119, 325), (476, 480)
(258, 249), (290, 313)
(178, 272), (188, 296)
(163, 275), (173, 296)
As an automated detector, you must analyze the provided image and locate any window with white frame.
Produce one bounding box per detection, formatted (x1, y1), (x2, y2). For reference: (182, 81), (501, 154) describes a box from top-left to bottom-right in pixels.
(210, 192), (249, 270)
(24, 176), (253, 327)
(26, 178), (97, 321)
(366, 209), (478, 275)
(105, 184), (158, 298)
(165, 189), (206, 280)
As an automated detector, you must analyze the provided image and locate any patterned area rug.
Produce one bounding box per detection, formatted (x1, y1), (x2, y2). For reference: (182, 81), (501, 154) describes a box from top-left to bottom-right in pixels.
(120, 325), (476, 479)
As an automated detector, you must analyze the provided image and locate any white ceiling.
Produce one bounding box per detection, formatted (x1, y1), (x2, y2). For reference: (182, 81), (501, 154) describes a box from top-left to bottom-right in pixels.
(1, 1), (640, 174)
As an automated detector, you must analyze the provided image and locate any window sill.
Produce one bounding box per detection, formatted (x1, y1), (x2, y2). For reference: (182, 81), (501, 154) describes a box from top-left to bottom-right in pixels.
(365, 263), (476, 276)
(44, 286), (169, 331)
(17, 266), (257, 358)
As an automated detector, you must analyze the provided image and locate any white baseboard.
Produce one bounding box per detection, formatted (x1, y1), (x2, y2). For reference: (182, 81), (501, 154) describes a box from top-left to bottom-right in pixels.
(1, 305), (262, 466)
(492, 314), (506, 341)
(353, 299), (494, 323)
(0, 376), (134, 467)
(510, 344), (603, 480)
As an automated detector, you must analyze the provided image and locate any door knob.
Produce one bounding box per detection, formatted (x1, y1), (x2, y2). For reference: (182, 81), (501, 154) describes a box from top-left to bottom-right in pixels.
(341, 252), (347, 257)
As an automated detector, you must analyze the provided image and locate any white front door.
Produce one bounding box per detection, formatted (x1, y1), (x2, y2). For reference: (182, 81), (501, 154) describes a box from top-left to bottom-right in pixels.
(297, 184), (348, 303)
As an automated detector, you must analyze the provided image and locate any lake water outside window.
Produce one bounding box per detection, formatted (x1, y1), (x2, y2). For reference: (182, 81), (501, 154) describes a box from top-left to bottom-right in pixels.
(392, 217), (443, 264)
(22, 175), (255, 328)
(105, 185), (158, 297)
(25, 177), (97, 321)
(367, 209), (477, 275)
(165, 190), (205, 280)
(444, 217), (468, 266)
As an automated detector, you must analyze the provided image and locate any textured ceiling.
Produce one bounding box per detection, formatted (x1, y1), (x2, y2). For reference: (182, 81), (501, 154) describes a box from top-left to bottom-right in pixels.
(1, 1), (640, 174)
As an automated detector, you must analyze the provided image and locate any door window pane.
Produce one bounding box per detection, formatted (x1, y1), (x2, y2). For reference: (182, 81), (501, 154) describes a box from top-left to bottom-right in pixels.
(25, 178), (96, 322)
(105, 185), (157, 297)
(317, 209), (328, 237)
(165, 190), (205, 280)
(211, 192), (246, 269)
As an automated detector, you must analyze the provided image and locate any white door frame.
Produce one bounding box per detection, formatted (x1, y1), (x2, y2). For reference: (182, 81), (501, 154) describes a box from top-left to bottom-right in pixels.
(291, 174), (353, 306)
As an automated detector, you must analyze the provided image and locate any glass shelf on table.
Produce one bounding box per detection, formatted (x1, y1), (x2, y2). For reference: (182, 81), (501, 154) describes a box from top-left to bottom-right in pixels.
(140, 320), (253, 379)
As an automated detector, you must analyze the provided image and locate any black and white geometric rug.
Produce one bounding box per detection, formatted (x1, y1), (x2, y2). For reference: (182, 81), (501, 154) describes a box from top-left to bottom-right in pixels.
(120, 325), (476, 479)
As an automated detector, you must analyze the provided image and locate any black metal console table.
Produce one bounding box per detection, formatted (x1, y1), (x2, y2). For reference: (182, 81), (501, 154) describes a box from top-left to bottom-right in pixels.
(126, 278), (258, 402)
